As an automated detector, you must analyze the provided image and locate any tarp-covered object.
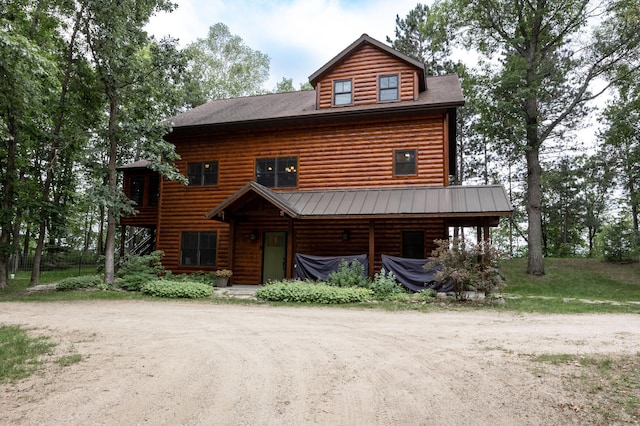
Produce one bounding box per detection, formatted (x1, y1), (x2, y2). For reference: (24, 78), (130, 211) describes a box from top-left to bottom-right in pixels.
(294, 254), (368, 281)
(381, 254), (452, 293)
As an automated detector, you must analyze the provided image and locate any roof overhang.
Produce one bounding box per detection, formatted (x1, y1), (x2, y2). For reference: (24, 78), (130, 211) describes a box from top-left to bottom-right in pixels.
(206, 182), (513, 225)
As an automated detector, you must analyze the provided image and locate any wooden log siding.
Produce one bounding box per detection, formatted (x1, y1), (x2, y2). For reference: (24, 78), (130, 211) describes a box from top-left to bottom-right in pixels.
(157, 113), (448, 273)
(120, 172), (158, 227)
(317, 44), (419, 109)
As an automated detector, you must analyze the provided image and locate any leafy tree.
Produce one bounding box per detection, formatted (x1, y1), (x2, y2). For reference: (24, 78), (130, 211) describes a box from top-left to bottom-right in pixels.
(0, 0), (60, 288)
(184, 23), (270, 105)
(81, 0), (185, 285)
(449, 0), (640, 275)
(599, 68), (640, 237)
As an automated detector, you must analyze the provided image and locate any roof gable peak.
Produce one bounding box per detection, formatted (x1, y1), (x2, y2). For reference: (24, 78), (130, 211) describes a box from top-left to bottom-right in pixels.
(308, 34), (425, 88)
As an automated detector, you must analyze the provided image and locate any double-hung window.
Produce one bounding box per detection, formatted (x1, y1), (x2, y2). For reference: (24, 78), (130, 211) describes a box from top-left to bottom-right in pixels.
(180, 231), (217, 266)
(333, 79), (352, 106)
(256, 157), (297, 188)
(129, 176), (145, 206)
(187, 161), (218, 186)
(379, 74), (399, 101)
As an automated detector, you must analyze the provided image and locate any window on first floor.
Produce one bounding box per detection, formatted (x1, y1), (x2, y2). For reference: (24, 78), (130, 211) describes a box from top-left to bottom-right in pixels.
(188, 161), (218, 186)
(402, 230), (425, 259)
(379, 74), (399, 102)
(256, 157), (297, 188)
(394, 149), (416, 175)
(180, 231), (217, 266)
(333, 79), (352, 106)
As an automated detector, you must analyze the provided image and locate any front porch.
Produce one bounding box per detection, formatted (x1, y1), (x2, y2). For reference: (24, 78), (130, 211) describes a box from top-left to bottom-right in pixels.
(206, 182), (513, 285)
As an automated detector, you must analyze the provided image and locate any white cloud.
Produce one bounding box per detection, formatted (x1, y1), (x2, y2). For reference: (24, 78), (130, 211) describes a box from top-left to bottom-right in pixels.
(146, 0), (425, 89)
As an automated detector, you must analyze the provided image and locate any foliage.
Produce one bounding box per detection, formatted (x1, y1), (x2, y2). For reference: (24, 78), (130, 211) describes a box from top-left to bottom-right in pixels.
(56, 274), (103, 291)
(167, 271), (217, 287)
(367, 268), (407, 299)
(184, 23), (269, 105)
(425, 238), (504, 300)
(214, 269), (233, 278)
(117, 251), (165, 277)
(600, 218), (638, 263)
(141, 279), (212, 299)
(256, 280), (373, 304)
(447, 0), (640, 276)
(326, 259), (369, 288)
(0, 325), (55, 383)
(117, 251), (165, 291)
(386, 1), (455, 75)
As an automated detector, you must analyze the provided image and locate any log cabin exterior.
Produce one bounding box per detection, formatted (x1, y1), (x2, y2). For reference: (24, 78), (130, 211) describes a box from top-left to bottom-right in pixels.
(120, 34), (512, 284)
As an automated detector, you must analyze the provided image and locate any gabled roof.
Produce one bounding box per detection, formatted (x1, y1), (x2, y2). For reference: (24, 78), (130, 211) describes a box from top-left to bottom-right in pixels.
(206, 182), (513, 223)
(117, 159), (153, 171)
(168, 74), (463, 130)
(308, 34), (426, 90)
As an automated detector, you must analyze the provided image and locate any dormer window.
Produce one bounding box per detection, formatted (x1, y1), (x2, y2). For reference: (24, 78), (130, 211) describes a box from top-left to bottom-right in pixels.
(379, 74), (399, 101)
(333, 79), (352, 106)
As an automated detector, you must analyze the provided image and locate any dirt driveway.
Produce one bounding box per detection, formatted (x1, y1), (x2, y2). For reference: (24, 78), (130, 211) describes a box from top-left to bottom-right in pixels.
(1, 301), (639, 425)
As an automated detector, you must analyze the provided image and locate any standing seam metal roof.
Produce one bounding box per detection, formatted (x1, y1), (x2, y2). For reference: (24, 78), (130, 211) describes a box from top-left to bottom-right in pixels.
(205, 182), (513, 221)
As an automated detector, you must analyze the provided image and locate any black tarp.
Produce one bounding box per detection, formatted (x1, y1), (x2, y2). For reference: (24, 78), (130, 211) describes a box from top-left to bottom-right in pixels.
(381, 254), (452, 293)
(294, 254), (368, 281)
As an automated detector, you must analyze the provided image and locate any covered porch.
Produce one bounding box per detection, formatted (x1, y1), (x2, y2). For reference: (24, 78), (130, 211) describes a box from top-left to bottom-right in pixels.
(206, 182), (513, 285)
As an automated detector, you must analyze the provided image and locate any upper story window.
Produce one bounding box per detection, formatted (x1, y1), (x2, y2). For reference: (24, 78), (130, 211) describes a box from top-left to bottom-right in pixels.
(394, 149), (416, 175)
(256, 157), (297, 188)
(129, 176), (145, 206)
(333, 79), (352, 106)
(126, 174), (160, 207)
(379, 74), (399, 101)
(188, 161), (218, 186)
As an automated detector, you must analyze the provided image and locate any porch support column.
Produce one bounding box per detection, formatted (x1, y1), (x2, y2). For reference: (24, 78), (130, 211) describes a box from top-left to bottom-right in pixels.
(120, 226), (126, 258)
(368, 220), (375, 278)
(228, 218), (235, 285)
(286, 218), (294, 278)
(483, 222), (490, 243)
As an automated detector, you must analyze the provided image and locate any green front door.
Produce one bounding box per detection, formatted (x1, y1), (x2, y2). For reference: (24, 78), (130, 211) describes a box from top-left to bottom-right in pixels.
(262, 231), (287, 283)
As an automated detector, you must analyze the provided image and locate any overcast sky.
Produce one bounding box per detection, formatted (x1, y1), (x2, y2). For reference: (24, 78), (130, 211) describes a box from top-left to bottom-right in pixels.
(145, 0), (431, 90)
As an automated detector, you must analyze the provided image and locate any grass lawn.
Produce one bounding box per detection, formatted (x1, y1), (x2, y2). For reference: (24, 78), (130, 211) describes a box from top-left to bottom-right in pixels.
(500, 258), (640, 313)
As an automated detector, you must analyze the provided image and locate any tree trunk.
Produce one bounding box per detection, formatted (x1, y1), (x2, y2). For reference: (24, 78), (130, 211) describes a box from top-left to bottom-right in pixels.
(104, 90), (119, 285)
(526, 147), (545, 275)
(0, 114), (19, 289)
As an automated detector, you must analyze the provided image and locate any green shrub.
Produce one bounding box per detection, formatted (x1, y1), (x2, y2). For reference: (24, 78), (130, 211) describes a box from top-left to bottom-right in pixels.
(119, 272), (156, 291)
(425, 238), (504, 300)
(117, 251), (165, 278)
(601, 219), (638, 263)
(256, 280), (372, 304)
(367, 268), (406, 299)
(56, 275), (103, 291)
(141, 279), (212, 299)
(327, 259), (370, 288)
(168, 271), (217, 286)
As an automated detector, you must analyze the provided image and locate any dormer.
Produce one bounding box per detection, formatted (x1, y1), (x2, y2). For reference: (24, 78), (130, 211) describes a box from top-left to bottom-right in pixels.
(309, 34), (426, 110)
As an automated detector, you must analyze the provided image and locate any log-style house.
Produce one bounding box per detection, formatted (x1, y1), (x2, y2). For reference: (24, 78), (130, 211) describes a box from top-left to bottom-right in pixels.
(119, 34), (512, 284)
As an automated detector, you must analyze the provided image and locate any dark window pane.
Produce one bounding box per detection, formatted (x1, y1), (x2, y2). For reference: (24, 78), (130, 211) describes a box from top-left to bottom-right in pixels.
(402, 231), (424, 259)
(203, 161), (218, 185)
(256, 158), (276, 187)
(181, 231), (217, 266)
(395, 150), (416, 175)
(276, 157), (297, 187)
(188, 163), (202, 185)
(130, 176), (145, 206)
(148, 175), (159, 206)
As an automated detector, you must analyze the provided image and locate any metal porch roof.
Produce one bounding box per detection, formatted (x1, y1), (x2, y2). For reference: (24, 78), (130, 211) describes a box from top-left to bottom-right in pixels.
(205, 182), (513, 222)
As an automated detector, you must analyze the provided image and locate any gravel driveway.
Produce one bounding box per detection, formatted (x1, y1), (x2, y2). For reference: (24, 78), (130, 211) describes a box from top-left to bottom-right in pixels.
(1, 301), (639, 425)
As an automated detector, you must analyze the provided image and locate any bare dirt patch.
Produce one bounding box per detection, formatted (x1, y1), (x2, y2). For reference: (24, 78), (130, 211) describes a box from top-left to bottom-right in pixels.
(1, 301), (639, 425)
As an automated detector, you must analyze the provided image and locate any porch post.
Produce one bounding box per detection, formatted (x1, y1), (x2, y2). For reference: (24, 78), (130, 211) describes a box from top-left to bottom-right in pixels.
(228, 218), (235, 284)
(286, 218), (294, 278)
(368, 220), (375, 278)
